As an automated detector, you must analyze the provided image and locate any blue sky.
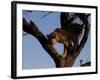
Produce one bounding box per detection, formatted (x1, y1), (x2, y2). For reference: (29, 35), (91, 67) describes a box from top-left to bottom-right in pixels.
(22, 11), (91, 69)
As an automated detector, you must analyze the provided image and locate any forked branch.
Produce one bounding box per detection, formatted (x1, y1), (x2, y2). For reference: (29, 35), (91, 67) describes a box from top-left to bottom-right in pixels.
(23, 18), (61, 65)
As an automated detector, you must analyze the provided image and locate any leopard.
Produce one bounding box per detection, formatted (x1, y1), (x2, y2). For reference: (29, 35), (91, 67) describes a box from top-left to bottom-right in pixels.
(47, 23), (84, 58)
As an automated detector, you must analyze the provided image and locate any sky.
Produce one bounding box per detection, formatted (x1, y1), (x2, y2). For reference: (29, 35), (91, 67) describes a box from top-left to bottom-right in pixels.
(22, 10), (91, 69)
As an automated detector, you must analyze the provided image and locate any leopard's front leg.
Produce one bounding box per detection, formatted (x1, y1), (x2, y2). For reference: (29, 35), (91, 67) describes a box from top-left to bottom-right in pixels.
(61, 41), (68, 58)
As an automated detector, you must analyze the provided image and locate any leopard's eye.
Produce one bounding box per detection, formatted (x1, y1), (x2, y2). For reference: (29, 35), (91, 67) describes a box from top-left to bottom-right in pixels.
(52, 36), (56, 38)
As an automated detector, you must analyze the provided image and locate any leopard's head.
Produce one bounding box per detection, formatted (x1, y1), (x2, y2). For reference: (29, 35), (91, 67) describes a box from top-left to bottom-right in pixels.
(47, 32), (59, 45)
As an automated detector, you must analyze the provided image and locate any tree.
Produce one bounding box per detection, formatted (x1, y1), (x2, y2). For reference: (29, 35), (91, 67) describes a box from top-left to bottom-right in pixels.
(23, 12), (90, 68)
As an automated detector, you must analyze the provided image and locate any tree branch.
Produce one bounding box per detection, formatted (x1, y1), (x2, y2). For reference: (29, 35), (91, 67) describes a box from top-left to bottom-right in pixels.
(72, 17), (90, 58)
(23, 18), (60, 64)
